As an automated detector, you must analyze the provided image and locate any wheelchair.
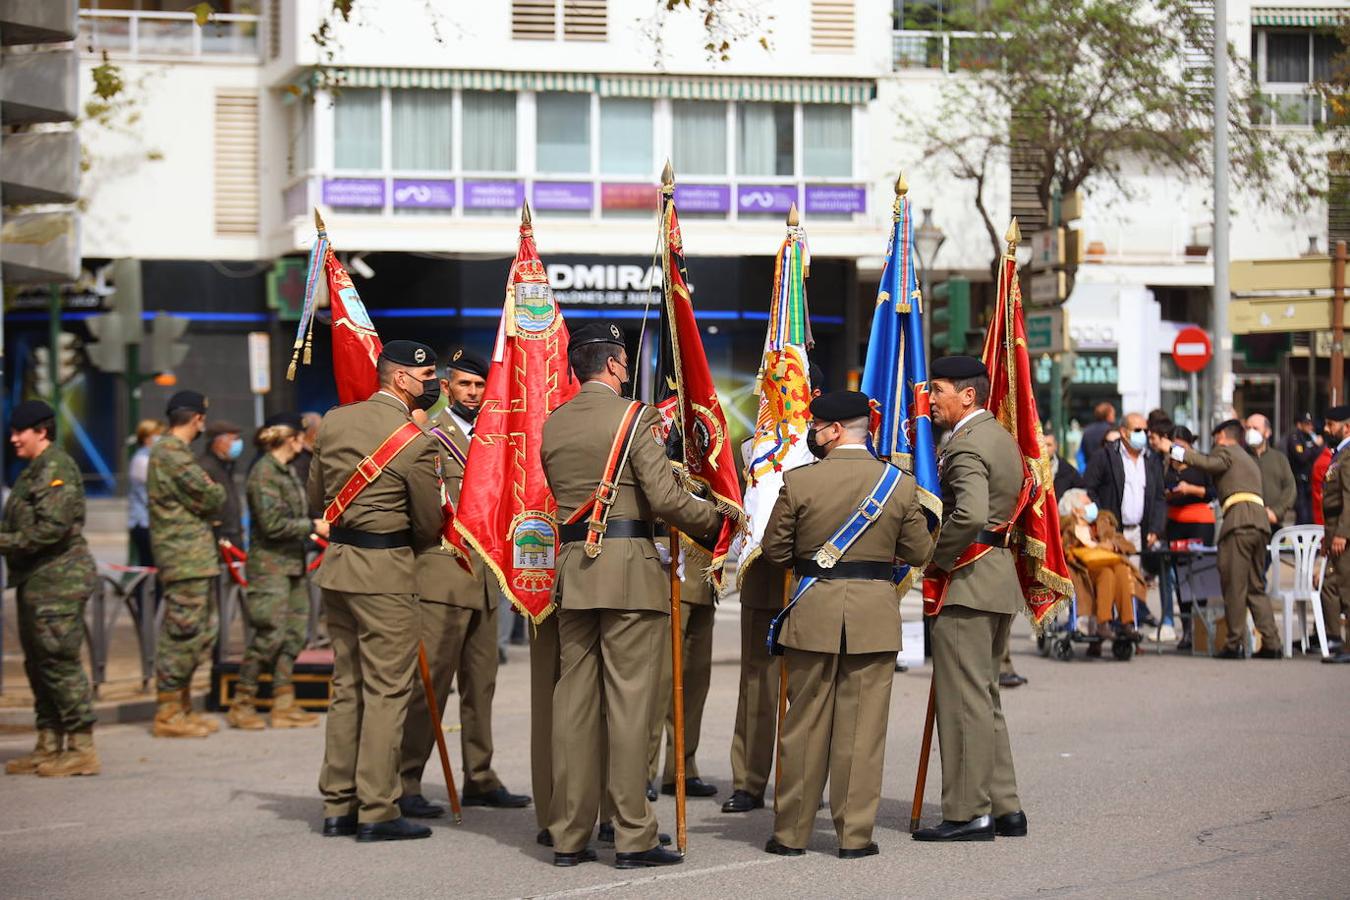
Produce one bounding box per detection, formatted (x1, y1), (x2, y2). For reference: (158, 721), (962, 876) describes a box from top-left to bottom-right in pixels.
(1036, 594), (1143, 662)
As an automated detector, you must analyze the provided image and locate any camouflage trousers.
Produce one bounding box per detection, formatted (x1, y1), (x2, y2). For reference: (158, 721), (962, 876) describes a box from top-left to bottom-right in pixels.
(155, 577), (217, 692)
(17, 584), (97, 734)
(239, 572), (309, 693)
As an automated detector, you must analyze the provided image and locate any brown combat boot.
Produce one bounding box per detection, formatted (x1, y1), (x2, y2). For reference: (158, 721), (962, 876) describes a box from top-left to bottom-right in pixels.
(227, 688), (266, 731)
(37, 730), (100, 777)
(270, 687), (320, 729)
(5, 729), (62, 774)
(152, 692), (210, 738)
(181, 687), (220, 733)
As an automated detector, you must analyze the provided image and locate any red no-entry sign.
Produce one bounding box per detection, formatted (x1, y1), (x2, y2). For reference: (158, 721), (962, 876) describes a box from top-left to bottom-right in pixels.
(1172, 327), (1213, 373)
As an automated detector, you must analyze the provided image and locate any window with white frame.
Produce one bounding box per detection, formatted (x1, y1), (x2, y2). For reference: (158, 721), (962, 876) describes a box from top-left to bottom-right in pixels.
(803, 104), (852, 177)
(600, 98), (653, 175)
(536, 92), (591, 174)
(737, 103), (795, 177)
(1254, 28), (1344, 126)
(462, 91), (518, 172)
(333, 88), (382, 170)
(391, 89), (451, 171)
(672, 100), (728, 175)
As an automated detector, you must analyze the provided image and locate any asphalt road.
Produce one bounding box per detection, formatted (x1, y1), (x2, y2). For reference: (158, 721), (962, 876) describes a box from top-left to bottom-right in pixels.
(2, 604), (1348, 899)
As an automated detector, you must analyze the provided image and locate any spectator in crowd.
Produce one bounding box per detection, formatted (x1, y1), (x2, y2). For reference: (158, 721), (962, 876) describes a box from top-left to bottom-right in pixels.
(197, 420), (245, 548)
(1244, 413), (1295, 528)
(1163, 425), (1217, 650)
(1042, 432), (1083, 500)
(291, 411), (322, 490)
(1283, 412), (1320, 525)
(1059, 488), (1142, 657)
(1079, 402), (1117, 467)
(128, 419), (162, 567)
(1083, 411), (1166, 557)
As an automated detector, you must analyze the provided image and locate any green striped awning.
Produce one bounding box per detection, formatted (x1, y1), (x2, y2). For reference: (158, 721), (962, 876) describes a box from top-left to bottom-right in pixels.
(292, 67), (875, 105)
(1252, 7), (1347, 26)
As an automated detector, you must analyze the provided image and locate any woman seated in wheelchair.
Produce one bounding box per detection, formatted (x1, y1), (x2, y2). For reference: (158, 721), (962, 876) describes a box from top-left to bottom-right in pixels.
(1059, 488), (1143, 657)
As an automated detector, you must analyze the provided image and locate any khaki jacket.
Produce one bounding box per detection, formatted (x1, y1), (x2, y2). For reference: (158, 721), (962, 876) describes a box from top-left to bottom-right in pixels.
(761, 448), (933, 654)
(932, 409), (1024, 616)
(739, 556), (791, 610)
(306, 391), (444, 594)
(541, 381), (721, 614)
(1322, 444), (1350, 540)
(1181, 444), (1270, 540)
(417, 410), (493, 610)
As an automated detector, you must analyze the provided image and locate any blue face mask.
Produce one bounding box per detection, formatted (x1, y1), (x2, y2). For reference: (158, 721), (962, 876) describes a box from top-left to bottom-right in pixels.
(227, 437), (243, 460)
(1083, 502), (1099, 524)
(1128, 430), (1148, 451)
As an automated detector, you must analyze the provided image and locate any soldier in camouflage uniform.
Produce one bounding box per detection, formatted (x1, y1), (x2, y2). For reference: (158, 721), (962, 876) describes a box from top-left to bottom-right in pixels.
(149, 390), (227, 738)
(228, 413), (330, 730)
(1, 401), (100, 777)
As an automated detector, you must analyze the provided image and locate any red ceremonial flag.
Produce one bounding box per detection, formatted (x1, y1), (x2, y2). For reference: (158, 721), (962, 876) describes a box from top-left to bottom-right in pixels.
(981, 220), (1073, 627)
(655, 170), (744, 587)
(451, 207), (578, 622)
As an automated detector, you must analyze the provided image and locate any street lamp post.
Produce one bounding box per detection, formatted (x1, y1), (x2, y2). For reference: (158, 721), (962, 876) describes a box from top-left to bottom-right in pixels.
(914, 207), (947, 360)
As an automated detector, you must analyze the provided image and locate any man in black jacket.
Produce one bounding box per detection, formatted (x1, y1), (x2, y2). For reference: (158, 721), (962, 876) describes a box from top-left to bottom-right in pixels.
(1083, 411), (1166, 553)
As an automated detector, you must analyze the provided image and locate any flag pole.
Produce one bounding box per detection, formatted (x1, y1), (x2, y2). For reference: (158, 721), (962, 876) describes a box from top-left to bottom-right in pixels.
(909, 677), (936, 832)
(417, 641), (462, 824)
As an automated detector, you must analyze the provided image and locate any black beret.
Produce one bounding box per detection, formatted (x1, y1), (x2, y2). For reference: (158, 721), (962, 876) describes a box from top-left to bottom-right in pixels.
(445, 347), (489, 378)
(930, 355), (987, 381)
(569, 321), (626, 352)
(809, 390), (871, 423)
(1212, 418), (1242, 436)
(166, 390), (208, 416)
(264, 411), (304, 431)
(809, 362), (825, 391)
(10, 399), (55, 431)
(1325, 405), (1350, 423)
(1295, 411), (1313, 424)
(380, 340), (435, 368)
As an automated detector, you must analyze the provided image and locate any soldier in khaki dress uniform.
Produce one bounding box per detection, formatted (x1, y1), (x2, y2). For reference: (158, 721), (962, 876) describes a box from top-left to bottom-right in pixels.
(307, 340), (446, 842)
(1151, 420), (1283, 659)
(914, 356), (1028, 843)
(760, 390), (934, 858)
(541, 321), (722, 869)
(1315, 405), (1350, 663)
(399, 348), (530, 819)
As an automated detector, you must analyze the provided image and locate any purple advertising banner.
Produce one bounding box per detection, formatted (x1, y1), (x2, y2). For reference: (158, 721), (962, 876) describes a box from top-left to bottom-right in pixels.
(533, 181), (593, 212)
(673, 184), (731, 214)
(322, 178), (385, 208)
(463, 180), (524, 210)
(804, 184), (867, 215)
(392, 179), (456, 209)
(736, 185), (798, 215)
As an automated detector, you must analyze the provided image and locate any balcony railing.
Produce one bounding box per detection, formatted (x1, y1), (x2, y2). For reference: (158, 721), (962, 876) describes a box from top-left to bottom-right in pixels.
(78, 9), (261, 61)
(892, 29), (1002, 74)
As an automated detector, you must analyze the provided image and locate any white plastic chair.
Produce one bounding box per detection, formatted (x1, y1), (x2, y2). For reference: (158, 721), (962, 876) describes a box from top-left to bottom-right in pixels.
(1267, 525), (1331, 658)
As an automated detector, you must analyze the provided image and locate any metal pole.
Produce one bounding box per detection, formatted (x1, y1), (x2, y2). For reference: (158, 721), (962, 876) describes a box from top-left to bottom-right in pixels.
(1212, 0), (1233, 423)
(1333, 240), (1346, 405)
(1190, 371), (1200, 432)
(49, 286), (62, 433)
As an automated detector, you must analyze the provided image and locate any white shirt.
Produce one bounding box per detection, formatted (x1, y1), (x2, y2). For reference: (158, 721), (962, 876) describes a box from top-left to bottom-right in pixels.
(951, 408), (986, 435)
(1119, 442), (1146, 527)
(1337, 436), (1350, 456)
(832, 443), (869, 451)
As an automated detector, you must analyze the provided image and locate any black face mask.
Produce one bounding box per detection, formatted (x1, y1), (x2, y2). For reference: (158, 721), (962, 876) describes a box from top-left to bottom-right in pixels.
(412, 378), (440, 411)
(807, 427), (830, 460)
(451, 400), (479, 422)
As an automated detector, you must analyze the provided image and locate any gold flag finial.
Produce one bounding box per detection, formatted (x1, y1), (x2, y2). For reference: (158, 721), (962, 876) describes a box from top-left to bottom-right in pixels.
(661, 159), (675, 195)
(895, 173), (908, 197)
(786, 202), (799, 227)
(313, 207), (326, 233)
(521, 200), (532, 226)
(1005, 217), (1021, 250)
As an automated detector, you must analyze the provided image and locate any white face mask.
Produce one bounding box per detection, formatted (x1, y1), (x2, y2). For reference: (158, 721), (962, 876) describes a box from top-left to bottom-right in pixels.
(1128, 430), (1147, 452)
(1245, 427), (1264, 448)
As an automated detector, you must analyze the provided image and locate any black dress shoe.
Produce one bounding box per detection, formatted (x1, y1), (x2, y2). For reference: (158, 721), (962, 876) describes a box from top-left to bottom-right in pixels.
(597, 823), (671, 846)
(536, 828), (553, 847)
(615, 846), (684, 869)
(912, 815), (995, 842)
(662, 777), (718, 797)
(355, 817), (432, 842)
(553, 847), (597, 867)
(994, 810), (1028, 836)
(838, 841), (879, 859)
(461, 785), (532, 808)
(764, 837), (805, 856)
(397, 794), (445, 819)
(1253, 647), (1283, 659)
(1215, 647), (1244, 659)
(998, 672), (1028, 689)
(721, 789), (764, 813)
(322, 814), (357, 837)
(646, 782), (659, 802)
(1323, 651), (1350, 664)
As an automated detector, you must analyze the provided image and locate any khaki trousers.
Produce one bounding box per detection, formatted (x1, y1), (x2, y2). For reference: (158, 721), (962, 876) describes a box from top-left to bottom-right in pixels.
(319, 589), (420, 824)
(399, 600), (503, 800)
(1326, 555), (1349, 645)
(529, 614), (561, 831)
(772, 648), (895, 851)
(650, 602), (715, 784)
(730, 605), (780, 798)
(550, 608), (665, 854)
(931, 605), (1020, 822)
(1219, 529), (1281, 652)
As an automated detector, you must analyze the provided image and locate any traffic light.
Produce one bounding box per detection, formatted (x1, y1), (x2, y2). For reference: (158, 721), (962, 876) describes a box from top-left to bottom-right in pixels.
(147, 312), (190, 374)
(85, 311), (130, 373)
(930, 278), (971, 355)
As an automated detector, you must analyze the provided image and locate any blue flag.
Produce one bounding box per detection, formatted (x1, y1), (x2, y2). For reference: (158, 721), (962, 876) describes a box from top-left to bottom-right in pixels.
(860, 192), (941, 537)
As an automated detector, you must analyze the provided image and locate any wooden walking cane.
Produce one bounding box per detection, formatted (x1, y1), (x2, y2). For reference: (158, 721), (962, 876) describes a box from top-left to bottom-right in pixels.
(772, 568), (791, 811)
(669, 529), (688, 854)
(417, 640), (462, 824)
(909, 676), (937, 833)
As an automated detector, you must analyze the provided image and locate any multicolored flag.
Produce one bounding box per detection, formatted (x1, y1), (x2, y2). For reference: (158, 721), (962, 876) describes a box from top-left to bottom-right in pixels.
(982, 219), (1073, 627)
(655, 167), (744, 588)
(286, 209), (382, 404)
(733, 207), (815, 586)
(861, 178), (942, 566)
(451, 205), (578, 622)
